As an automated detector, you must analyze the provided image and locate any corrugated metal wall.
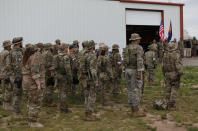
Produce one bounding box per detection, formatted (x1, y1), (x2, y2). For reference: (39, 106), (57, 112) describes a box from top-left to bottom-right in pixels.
(0, 0), (181, 50)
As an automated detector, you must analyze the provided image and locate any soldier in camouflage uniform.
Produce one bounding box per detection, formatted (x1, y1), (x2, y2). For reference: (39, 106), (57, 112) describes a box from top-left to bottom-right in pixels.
(123, 33), (145, 117)
(70, 44), (79, 96)
(145, 44), (157, 83)
(53, 44), (72, 113)
(78, 41), (89, 98)
(73, 40), (79, 52)
(10, 37), (23, 116)
(79, 41), (99, 121)
(36, 43), (46, 95)
(42, 43), (57, 107)
(0, 40), (12, 110)
(158, 40), (164, 63)
(162, 42), (183, 110)
(97, 45), (113, 106)
(109, 44), (122, 98)
(22, 45), (43, 127)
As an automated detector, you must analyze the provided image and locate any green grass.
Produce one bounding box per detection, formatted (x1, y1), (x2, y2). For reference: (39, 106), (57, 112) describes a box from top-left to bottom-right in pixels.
(0, 66), (198, 130)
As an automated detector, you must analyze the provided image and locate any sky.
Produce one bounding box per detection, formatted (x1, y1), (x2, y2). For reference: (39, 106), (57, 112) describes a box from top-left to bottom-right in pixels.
(139, 0), (198, 38)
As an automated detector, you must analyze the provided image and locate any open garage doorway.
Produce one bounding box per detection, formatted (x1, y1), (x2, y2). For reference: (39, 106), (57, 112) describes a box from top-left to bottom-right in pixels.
(126, 25), (160, 51)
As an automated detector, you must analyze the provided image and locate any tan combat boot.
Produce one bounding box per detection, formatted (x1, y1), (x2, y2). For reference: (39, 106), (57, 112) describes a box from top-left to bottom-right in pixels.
(29, 122), (44, 128)
(84, 112), (100, 121)
(3, 102), (13, 111)
(132, 107), (146, 117)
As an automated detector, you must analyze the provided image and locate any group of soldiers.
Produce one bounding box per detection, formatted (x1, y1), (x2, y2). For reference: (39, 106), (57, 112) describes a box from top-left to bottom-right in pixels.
(0, 33), (183, 127)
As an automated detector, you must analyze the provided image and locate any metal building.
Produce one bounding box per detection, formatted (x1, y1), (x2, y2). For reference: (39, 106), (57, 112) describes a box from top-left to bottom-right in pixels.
(0, 0), (184, 50)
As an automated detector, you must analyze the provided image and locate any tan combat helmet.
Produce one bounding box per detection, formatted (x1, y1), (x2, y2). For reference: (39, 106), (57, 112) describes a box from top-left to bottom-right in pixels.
(12, 37), (23, 44)
(55, 39), (61, 43)
(101, 45), (109, 51)
(82, 40), (89, 48)
(129, 33), (142, 41)
(112, 44), (119, 50)
(3, 40), (11, 48)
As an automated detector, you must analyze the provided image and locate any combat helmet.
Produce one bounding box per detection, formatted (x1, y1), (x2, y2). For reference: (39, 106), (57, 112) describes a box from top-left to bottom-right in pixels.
(82, 40), (89, 48)
(2, 40), (11, 48)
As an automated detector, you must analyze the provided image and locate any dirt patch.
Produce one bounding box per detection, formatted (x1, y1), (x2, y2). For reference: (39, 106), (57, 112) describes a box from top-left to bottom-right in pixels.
(144, 113), (187, 131)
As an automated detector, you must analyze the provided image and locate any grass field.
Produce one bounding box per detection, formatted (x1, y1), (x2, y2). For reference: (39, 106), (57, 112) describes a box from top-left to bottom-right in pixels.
(1, 66), (198, 131)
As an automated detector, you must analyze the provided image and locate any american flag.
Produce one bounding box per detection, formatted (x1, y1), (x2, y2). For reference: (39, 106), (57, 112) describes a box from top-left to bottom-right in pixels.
(159, 20), (165, 42)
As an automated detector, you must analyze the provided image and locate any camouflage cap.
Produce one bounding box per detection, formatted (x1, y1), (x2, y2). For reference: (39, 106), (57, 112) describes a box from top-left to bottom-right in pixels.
(2, 40), (11, 47)
(25, 43), (32, 48)
(73, 40), (79, 45)
(129, 33), (141, 41)
(112, 44), (119, 49)
(44, 43), (52, 49)
(12, 37), (23, 44)
(36, 42), (44, 48)
(29, 45), (38, 52)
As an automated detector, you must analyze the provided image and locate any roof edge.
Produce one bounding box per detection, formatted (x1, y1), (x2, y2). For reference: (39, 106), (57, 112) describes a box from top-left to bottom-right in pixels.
(115, 0), (184, 6)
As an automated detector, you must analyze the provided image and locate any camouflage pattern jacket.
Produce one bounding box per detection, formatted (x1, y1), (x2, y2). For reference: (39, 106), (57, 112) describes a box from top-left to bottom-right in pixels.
(0, 49), (11, 79)
(97, 55), (113, 81)
(109, 51), (122, 79)
(123, 43), (144, 71)
(10, 47), (23, 81)
(162, 50), (183, 81)
(145, 50), (157, 69)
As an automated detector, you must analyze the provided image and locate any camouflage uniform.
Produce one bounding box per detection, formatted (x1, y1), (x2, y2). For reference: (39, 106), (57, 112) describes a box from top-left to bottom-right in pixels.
(97, 45), (113, 106)
(145, 45), (157, 82)
(78, 41), (89, 98)
(0, 40), (12, 110)
(42, 43), (55, 106)
(158, 40), (164, 63)
(123, 33), (145, 116)
(109, 44), (122, 98)
(79, 42), (99, 121)
(22, 45), (43, 125)
(36, 43), (46, 91)
(162, 42), (183, 110)
(53, 44), (72, 113)
(151, 40), (158, 58)
(10, 37), (23, 114)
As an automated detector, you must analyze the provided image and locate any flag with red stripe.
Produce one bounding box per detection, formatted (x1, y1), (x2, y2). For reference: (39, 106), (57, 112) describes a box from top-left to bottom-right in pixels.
(159, 20), (165, 42)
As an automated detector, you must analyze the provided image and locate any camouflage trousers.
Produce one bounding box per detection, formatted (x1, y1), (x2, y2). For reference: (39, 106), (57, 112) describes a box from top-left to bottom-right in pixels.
(165, 77), (180, 107)
(79, 74), (88, 99)
(57, 74), (69, 111)
(43, 76), (55, 105)
(112, 78), (121, 96)
(27, 88), (42, 122)
(2, 79), (12, 105)
(101, 80), (111, 106)
(147, 69), (155, 82)
(13, 79), (22, 113)
(84, 86), (96, 113)
(125, 68), (143, 108)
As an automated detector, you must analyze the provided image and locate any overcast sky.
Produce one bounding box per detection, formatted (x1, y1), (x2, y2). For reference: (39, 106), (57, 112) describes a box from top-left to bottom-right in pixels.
(141, 0), (197, 38)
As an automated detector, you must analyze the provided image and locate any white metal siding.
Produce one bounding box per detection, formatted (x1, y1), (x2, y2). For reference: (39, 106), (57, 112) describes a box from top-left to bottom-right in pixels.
(0, 0), (181, 51)
(126, 10), (161, 25)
